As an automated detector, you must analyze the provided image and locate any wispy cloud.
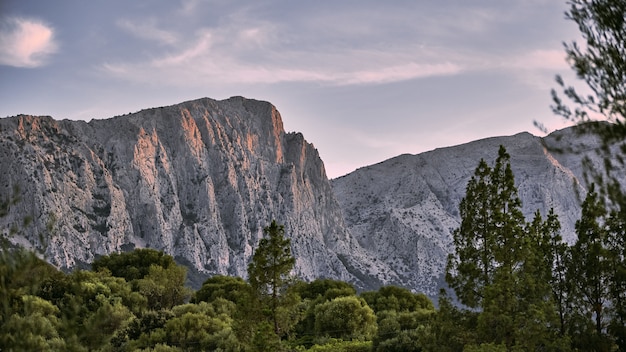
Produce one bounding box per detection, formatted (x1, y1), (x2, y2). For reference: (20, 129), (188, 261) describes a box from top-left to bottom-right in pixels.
(510, 49), (568, 71)
(98, 1), (567, 89)
(117, 18), (178, 45)
(101, 21), (463, 86)
(0, 17), (58, 68)
(504, 49), (569, 90)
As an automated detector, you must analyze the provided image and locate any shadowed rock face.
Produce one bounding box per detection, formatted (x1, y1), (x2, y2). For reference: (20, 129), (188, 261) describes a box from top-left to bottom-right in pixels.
(1, 96), (623, 295)
(0, 96), (381, 288)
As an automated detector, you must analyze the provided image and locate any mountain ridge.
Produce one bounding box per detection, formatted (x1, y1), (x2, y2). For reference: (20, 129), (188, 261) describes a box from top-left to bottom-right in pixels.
(0, 97), (384, 288)
(1, 97), (622, 295)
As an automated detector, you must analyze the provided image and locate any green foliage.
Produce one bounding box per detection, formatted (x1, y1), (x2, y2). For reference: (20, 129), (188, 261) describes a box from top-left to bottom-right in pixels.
(192, 274), (251, 305)
(248, 220), (296, 298)
(374, 310), (434, 352)
(0, 248), (61, 307)
(291, 279), (358, 347)
(550, 3), (626, 347)
(367, 286), (436, 352)
(2, 193), (623, 352)
(551, 0), (626, 125)
(447, 146), (567, 350)
(247, 220), (297, 338)
(307, 339), (372, 352)
(91, 249), (190, 311)
(463, 343), (506, 352)
(92, 248), (177, 282)
(0, 295), (67, 351)
(363, 285), (434, 314)
(314, 296), (377, 341)
(567, 186), (617, 351)
(251, 321), (284, 352)
(294, 278), (357, 301)
(605, 208), (626, 350)
(136, 264), (191, 310)
(427, 292), (479, 351)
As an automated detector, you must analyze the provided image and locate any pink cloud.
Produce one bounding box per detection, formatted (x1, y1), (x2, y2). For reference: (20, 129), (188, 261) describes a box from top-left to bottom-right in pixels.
(0, 17), (58, 68)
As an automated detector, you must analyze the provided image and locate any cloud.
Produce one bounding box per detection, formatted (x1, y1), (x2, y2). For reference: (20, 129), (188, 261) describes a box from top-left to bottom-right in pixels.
(101, 22), (463, 87)
(0, 17), (58, 68)
(117, 18), (178, 45)
(510, 49), (568, 71)
(504, 49), (570, 90)
(339, 62), (461, 85)
(99, 1), (565, 88)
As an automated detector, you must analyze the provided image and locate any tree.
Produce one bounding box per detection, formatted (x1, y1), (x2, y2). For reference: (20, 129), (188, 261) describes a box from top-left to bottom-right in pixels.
(568, 185), (614, 350)
(0, 295), (67, 351)
(92, 248), (177, 282)
(551, 0), (626, 127)
(293, 278), (356, 301)
(428, 292), (480, 351)
(313, 296), (377, 341)
(92, 249), (190, 311)
(247, 220), (297, 338)
(363, 285), (434, 314)
(535, 209), (572, 338)
(605, 208), (626, 350)
(520, 210), (572, 351)
(446, 157), (493, 310)
(136, 263), (191, 310)
(447, 146), (564, 350)
(446, 147), (527, 319)
(192, 275), (251, 305)
(550, 3), (626, 349)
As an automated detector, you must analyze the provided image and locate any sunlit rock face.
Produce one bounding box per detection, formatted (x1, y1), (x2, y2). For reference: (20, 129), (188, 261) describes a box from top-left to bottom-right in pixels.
(0, 97), (381, 288)
(1, 95), (622, 296)
(331, 128), (624, 296)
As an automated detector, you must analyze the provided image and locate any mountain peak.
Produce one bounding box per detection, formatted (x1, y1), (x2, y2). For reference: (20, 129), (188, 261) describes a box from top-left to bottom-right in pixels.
(0, 97), (374, 289)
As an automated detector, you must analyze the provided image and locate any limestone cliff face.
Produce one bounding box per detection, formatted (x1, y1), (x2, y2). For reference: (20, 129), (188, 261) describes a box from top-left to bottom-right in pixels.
(0, 97), (370, 286)
(2, 96), (622, 296)
(331, 129), (624, 296)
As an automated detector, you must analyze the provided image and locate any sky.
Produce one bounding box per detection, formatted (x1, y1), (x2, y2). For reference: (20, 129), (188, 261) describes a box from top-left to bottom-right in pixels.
(0, 0), (582, 178)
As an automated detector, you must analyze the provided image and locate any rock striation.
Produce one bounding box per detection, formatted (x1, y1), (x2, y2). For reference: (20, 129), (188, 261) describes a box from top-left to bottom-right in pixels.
(0, 97), (380, 288)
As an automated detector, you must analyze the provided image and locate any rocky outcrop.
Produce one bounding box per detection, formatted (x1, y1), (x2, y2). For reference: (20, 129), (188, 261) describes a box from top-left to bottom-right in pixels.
(0, 97), (379, 288)
(2, 96), (622, 296)
(331, 128), (624, 296)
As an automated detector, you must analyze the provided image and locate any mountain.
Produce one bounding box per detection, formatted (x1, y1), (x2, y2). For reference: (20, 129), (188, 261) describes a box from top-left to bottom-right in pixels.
(1, 96), (622, 296)
(0, 97), (383, 288)
(331, 127), (624, 296)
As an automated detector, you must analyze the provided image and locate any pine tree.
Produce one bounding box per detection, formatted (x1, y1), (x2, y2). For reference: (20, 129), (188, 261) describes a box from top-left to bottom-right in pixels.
(447, 146), (565, 350)
(247, 220), (296, 337)
(605, 208), (626, 350)
(549, 2), (626, 348)
(532, 209), (571, 338)
(569, 185), (613, 350)
(446, 158), (494, 310)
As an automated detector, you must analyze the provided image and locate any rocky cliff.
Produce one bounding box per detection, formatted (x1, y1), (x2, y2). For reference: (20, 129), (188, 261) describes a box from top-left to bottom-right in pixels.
(0, 97), (382, 288)
(331, 126), (624, 296)
(1, 96), (622, 296)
